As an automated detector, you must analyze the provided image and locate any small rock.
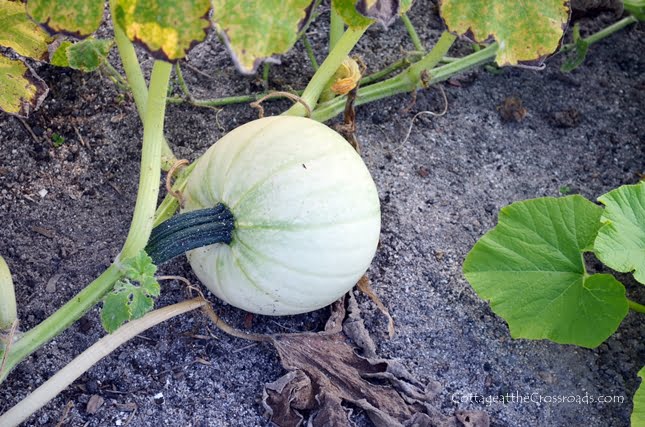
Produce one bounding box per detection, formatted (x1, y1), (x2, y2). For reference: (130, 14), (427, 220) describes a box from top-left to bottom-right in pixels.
(153, 392), (164, 404)
(45, 274), (61, 293)
(38, 189), (48, 199)
(538, 371), (557, 384)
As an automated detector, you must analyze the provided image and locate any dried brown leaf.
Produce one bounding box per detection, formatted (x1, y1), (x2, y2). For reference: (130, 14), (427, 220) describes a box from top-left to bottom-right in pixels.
(263, 296), (489, 427)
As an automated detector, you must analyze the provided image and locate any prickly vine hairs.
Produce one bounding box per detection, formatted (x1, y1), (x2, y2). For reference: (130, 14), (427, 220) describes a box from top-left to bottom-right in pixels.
(0, 0), (643, 425)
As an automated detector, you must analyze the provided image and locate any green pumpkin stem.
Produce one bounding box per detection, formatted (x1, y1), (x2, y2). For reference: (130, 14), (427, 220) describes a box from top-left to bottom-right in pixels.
(145, 204), (235, 265)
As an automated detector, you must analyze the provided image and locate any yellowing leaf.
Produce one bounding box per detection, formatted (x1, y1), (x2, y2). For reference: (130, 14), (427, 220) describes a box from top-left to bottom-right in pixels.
(27, 0), (104, 38)
(212, 0), (314, 74)
(113, 0), (211, 62)
(439, 0), (570, 66)
(0, 0), (52, 60)
(0, 55), (48, 117)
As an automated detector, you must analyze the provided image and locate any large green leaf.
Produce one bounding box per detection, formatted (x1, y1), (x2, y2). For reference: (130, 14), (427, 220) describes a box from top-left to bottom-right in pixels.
(594, 181), (645, 284)
(463, 196), (629, 348)
(27, 0), (104, 38)
(113, 0), (210, 62)
(0, 0), (51, 60)
(50, 37), (113, 71)
(634, 366), (645, 427)
(439, 0), (570, 66)
(212, 0), (314, 74)
(0, 55), (48, 117)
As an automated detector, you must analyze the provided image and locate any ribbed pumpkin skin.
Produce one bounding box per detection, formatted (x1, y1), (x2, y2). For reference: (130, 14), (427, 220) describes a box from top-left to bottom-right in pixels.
(182, 116), (381, 315)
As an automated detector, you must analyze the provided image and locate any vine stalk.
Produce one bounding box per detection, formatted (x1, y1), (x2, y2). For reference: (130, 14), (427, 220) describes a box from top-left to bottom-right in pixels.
(0, 61), (172, 385)
(0, 299), (207, 426)
(111, 7), (176, 171)
(284, 25), (368, 117)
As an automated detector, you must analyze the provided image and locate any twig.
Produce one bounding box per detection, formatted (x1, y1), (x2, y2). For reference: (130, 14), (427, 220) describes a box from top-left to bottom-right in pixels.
(397, 85), (448, 149)
(232, 343), (258, 354)
(54, 401), (74, 427)
(14, 117), (41, 144)
(72, 125), (90, 149)
(182, 62), (214, 80)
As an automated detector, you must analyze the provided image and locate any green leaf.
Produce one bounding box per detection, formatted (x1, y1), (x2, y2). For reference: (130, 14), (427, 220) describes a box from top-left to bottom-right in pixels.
(633, 366), (645, 427)
(113, 0), (211, 62)
(100, 283), (134, 334)
(27, 0), (104, 38)
(594, 181), (645, 285)
(122, 250), (157, 284)
(463, 195), (629, 348)
(212, 0), (314, 74)
(100, 251), (160, 333)
(0, 55), (48, 117)
(439, 0), (570, 66)
(332, 0), (411, 28)
(0, 0), (52, 60)
(50, 37), (113, 71)
(100, 278), (159, 333)
(560, 23), (588, 73)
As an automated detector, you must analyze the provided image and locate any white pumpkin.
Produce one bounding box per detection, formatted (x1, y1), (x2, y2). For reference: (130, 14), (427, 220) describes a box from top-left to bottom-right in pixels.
(182, 116), (381, 315)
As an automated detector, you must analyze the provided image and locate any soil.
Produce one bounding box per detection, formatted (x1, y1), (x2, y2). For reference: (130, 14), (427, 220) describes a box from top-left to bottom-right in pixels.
(1, 2), (644, 426)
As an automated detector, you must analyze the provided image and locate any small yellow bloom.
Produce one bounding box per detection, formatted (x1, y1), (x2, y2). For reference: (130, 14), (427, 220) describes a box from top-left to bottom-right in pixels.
(330, 57), (362, 95)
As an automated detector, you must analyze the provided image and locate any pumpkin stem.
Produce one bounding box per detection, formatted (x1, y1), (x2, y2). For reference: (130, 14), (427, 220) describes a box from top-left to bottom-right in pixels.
(145, 204), (235, 265)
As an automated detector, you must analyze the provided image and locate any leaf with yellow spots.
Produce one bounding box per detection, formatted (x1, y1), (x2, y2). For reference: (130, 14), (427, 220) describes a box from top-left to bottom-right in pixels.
(439, 0), (570, 66)
(27, 0), (104, 38)
(333, 0), (412, 28)
(212, 0), (315, 74)
(113, 0), (211, 62)
(0, 55), (48, 117)
(1, 0), (52, 60)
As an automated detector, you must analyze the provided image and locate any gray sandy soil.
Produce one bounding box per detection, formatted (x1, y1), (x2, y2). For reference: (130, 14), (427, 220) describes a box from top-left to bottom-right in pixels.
(1, 2), (644, 426)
